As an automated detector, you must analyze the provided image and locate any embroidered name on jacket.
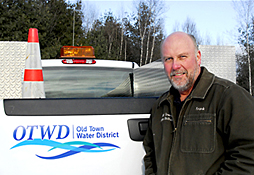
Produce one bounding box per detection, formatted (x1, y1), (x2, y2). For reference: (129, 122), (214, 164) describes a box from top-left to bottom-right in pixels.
(161, 113), (173, 122)
(196, 107), (205, 111)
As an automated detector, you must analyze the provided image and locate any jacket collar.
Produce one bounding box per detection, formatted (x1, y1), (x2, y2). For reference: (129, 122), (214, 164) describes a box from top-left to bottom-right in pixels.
(158, 67), (215, 107)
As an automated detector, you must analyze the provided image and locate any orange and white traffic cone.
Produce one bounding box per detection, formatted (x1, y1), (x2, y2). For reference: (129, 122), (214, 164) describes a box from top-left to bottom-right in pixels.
(22, 28), (45, 98)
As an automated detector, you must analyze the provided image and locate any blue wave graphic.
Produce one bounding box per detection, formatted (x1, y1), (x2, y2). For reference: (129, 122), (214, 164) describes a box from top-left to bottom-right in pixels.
(10, 139), (120, 159)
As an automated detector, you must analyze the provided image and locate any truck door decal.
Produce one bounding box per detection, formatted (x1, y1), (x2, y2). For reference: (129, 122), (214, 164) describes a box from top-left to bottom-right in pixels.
(10, 124), (120, 159)
(11, 139), (120, 159)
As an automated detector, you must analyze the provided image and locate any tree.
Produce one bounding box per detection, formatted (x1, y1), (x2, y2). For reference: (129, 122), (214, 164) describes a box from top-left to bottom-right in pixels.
(181, 17), (202, 44)
(233, 0), (254, 95)
(134, 0), (165, 66)
(172, 21), (181, 32)
(136, 1), (149, 66)
(203, 32), (211, 45)
(0, 0), (84, 59)
(80, 0), (165, 64)
(119, 10), (126, 61)
(236, 53), (250, 90)
(82, 1), (99, 34)
(172, 17), (207, 45)
(146, 0), (165, 64)
(122, 12), (141, 63)
(83, 12), (122, 60)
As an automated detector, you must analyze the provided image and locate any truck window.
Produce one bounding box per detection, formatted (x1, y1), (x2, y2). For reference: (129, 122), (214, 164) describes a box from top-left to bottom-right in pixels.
(43, 67), (133, 98)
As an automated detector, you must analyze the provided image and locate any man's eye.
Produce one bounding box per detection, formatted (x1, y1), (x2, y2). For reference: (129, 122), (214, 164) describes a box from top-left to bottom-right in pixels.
(165, 57), (173, 62)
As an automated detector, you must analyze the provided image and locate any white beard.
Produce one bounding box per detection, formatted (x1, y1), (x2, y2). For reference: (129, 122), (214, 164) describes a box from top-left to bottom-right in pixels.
(168, 62), (199, 93)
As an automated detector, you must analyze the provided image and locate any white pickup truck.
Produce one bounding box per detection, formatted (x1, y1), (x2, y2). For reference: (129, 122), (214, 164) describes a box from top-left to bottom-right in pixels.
(0, 43), (160, 175)
(0, 41), (236, 175)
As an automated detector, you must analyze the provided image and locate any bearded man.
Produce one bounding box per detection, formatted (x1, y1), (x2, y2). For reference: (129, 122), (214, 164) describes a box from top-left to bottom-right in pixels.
(143, 32), (254, 175)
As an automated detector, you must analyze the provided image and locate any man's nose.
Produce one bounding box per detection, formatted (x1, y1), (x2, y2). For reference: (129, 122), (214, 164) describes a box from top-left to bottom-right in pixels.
(172, 59), (181, 70)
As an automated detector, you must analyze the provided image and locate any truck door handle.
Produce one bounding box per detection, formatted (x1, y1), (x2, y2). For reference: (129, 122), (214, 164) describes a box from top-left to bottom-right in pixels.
(127, 118), (149, 141)
(139, 122), (148, 135)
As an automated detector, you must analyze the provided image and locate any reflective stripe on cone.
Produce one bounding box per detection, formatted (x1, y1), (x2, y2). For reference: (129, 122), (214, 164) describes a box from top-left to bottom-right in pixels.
(24, 69), (44, 82)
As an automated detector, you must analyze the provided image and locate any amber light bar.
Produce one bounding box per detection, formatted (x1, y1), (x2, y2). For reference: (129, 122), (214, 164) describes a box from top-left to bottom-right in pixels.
(60, 46), (96, 58)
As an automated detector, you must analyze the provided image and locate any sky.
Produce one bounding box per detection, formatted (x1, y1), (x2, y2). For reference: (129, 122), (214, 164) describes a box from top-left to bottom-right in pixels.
(70, 0), (240, 45)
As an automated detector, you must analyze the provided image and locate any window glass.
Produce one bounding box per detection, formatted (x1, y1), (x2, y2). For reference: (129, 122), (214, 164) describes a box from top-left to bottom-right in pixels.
(43, 67), (133, 98)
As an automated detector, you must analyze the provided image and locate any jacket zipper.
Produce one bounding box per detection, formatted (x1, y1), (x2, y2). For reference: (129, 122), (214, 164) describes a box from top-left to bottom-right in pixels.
(167, 99), (177, 175)
(167, 97), (190, 175)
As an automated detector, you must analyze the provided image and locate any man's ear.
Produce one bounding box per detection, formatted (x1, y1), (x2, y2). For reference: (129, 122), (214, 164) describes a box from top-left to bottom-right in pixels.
(197, 50), (201, 66)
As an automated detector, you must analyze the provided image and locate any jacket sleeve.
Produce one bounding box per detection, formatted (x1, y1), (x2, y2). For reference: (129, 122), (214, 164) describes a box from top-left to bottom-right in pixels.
(215, 85), (254, 174)
(143, 113), (157, 175)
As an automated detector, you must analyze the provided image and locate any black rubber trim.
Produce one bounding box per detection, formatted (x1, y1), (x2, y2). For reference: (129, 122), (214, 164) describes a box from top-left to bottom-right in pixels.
(4, 97), (157, 116)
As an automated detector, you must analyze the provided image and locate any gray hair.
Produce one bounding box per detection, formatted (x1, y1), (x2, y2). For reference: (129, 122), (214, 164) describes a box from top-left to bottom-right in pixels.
(188, 34), (199, 54)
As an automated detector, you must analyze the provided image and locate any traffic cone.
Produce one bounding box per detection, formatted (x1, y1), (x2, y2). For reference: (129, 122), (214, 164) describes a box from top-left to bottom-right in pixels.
(22, 28), (45, 98)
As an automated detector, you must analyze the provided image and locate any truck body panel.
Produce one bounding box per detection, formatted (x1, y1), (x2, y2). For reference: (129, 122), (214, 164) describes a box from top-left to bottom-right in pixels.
(1, 98), (157, 175)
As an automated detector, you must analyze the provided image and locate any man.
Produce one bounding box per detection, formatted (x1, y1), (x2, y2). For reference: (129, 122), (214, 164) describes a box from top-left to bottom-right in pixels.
(143, 31), (254, 174)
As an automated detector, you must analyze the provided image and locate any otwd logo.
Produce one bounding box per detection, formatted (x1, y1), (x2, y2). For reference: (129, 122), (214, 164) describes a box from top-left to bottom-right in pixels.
(13, 125), (69, 141)
(11, 125), (120, 159)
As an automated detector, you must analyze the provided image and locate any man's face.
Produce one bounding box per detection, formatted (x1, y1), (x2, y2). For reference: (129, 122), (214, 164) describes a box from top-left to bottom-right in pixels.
(162, 33), (201, 93)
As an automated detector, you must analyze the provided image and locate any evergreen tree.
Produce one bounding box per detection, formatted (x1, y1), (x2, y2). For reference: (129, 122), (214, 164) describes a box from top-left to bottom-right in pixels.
(0, 0), (84, 59)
